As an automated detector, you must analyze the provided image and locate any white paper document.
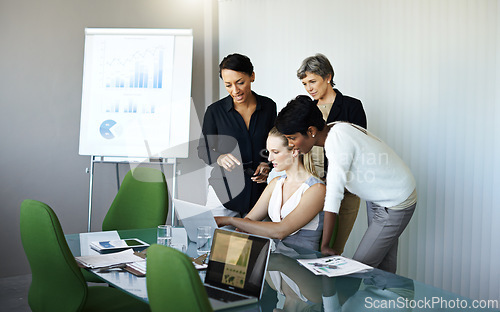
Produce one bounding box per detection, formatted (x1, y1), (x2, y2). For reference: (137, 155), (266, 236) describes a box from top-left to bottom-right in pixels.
(124, 254), (208, 276)
(75, 249), (145, 269)
(79, 230), (121, 256)
(297, 255), (372, 277)
(126, 261), (147, 275)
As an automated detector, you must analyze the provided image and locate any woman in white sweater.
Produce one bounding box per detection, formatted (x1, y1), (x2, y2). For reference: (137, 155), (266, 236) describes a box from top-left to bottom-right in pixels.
(215, 127), (326, 250)
(275, 95), (417, 273)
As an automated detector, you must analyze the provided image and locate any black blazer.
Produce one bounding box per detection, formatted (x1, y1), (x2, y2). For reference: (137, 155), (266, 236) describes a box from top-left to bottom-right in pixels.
(197, 92), (277, 214)
(323, 89), (367, 173)
(325, 89), (367, 128)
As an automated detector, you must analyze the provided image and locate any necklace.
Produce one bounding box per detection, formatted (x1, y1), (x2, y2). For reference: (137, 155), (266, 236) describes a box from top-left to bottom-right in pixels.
(318, 102), (332, 120)
(318, 91), (336, 109)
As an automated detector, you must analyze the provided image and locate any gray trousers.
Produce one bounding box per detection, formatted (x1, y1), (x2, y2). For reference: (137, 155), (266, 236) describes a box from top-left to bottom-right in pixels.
(352, 201), (416, 273)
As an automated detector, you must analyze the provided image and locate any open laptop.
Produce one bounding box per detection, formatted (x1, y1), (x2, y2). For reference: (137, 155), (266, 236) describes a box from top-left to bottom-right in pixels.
(203, 229), (271, 310)
(172, 198), (218, 242)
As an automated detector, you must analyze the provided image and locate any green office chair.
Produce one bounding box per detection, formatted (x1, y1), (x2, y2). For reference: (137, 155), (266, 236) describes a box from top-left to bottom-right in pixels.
(146, 244), (213, 312)
(85, 167), (169, 284)
(20, 199), (151, 312)
(102, 167), (169, 231)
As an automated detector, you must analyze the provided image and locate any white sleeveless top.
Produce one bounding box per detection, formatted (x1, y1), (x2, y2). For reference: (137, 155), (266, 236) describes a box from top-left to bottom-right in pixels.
(268, 175), (324, 247)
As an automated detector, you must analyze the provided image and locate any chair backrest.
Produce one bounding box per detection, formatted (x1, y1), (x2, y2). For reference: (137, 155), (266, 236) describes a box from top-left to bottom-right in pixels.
(102, 167), (169, 231)
(146, 244), (213, 312)
(20, 199), (88, 312)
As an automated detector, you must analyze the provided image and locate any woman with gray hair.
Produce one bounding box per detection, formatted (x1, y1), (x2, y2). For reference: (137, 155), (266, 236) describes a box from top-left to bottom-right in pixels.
(297, 53), (367, 255)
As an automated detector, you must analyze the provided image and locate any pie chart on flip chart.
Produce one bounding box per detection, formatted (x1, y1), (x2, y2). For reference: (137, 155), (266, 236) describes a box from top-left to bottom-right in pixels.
(79, 28), (193, 157)
(99, 119), (120, 139)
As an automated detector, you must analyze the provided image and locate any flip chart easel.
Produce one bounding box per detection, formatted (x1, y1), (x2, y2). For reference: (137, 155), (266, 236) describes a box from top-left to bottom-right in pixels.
(78, 28), (193, 231)
(86, 156), (178, 232)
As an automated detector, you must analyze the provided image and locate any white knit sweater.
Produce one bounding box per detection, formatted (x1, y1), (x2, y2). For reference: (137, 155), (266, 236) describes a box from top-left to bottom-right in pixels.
(323, 123), (416, 214)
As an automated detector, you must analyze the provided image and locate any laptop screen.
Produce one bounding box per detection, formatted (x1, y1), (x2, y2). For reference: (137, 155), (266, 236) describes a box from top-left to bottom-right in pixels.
(204, 229), (271, 299)
(172, 199), (218, 242)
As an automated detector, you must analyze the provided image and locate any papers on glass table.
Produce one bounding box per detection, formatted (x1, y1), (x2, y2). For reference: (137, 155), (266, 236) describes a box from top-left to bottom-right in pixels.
(76, 247), (208, 276)
(121, 256), (207, 278)
(125, 261), (147, 276)
(75, 249), (145, 269)
(297, 255), (372, 277)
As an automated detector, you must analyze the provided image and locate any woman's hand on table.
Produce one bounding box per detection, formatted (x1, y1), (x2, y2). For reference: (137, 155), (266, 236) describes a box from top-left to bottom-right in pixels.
(320, 245), (340, 256)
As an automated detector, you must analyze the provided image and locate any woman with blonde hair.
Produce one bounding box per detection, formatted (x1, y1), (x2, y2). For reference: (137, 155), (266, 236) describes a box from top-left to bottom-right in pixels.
(215, 127), (326, 250)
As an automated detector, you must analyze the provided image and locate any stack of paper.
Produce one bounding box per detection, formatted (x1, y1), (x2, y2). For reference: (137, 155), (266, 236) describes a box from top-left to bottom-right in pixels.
(126, 261), (147, 276)
(297, 255), (372, 277)
(75, 249), (145, 269)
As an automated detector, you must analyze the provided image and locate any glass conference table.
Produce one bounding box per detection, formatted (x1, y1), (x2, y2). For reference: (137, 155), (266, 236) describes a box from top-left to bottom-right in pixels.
(66, 228), (498, 312)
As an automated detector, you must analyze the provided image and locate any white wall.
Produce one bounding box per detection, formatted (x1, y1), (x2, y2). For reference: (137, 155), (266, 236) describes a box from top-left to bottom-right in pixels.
(0, 0), (214, 277)
(220, 0), (500, 301)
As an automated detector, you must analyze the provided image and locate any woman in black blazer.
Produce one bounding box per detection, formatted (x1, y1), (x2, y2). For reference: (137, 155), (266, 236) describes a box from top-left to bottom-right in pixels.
(198, 54), (277, 216)
(297, 53), (367, 255)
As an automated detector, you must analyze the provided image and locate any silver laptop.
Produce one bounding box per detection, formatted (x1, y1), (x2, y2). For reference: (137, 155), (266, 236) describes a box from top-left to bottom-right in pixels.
(173, 198), (218, 242)
(204, 229), (271, 310)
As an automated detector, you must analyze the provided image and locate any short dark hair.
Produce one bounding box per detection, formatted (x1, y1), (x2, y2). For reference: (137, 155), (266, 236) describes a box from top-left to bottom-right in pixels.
(219, 53), (254, 78)
(297, 53), (335, 87)
(275, 95), (326, 135)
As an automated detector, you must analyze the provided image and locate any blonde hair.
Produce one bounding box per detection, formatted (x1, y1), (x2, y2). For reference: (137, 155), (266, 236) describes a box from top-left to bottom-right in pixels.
(302, 152), (319, 178)
(268, 127), (319, 178)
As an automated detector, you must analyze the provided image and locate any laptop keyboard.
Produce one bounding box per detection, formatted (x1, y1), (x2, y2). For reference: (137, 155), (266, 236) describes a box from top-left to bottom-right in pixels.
(205, 285), (249, 302)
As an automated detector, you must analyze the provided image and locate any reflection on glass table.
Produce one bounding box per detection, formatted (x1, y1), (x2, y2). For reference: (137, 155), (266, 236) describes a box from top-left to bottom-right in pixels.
(66, 229), (499, 312)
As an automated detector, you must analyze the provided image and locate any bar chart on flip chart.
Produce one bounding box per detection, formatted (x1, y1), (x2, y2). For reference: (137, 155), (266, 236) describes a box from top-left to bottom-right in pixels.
(103, 45), (166, 90)
(79, 28), (193, 158)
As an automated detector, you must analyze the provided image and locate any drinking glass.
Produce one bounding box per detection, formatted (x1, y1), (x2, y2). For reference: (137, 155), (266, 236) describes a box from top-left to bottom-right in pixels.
(157, 225), (172, 247)
(197, 226), (212, 254)
(171, 243), (187, 253)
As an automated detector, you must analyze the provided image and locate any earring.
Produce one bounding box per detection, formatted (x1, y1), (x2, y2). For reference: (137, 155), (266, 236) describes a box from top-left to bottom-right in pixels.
(312, 134), (315, 138)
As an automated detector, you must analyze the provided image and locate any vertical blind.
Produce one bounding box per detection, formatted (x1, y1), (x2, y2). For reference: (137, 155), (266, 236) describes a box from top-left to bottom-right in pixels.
(219, 0), (500, 301)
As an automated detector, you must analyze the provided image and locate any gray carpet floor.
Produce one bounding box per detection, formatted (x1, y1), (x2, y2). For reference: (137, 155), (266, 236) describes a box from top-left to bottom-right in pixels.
(0, 274), (31, 312)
